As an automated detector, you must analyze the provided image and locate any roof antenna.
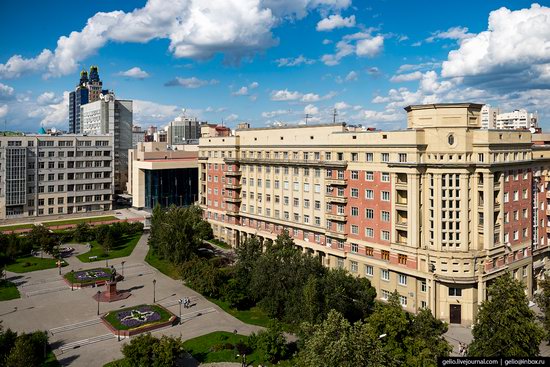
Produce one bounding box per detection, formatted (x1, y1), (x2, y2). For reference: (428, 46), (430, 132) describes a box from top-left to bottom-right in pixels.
(332, 108), (338, 124)
(304, 114), (311, 125)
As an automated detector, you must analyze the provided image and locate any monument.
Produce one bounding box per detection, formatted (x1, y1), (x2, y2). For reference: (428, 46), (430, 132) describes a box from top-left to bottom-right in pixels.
(92, 266), (131, 302)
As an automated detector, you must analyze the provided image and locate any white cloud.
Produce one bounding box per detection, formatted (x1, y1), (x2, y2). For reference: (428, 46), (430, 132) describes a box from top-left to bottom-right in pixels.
(0, 82), (15, 100)
(304, 104), (319, 115)
(164, 77), (218, 88)
(301, 93), (321, 103)
(366, 67), (380, 75)
(322, 39), (332, 45)
(233, 86), (249, 96)
(355, 35), (384, 57)
(426, 26), (474, 43)
(390, 71), (423, 82)
(262, 109), (289, 118)
(353, 109), (402, 123)
(0, 0), (355, 79)
(0, 104), (7, 119)
(275, 55), (316, 67)
(36, 92), (62, 105)
(249, 81), (259, 89)
(442, 3), (550, 88)
(345, 70), (358, 81)
(316, 14), (356, 31)
(271, 89), (302, 101)
(334, 101), (351, 110)
(117, 66), (150, 79)
(322, 31), (384, 65)
(396, 62), (440, 73)
(133, 99), (180, 125)
(225, 113), (239, 122)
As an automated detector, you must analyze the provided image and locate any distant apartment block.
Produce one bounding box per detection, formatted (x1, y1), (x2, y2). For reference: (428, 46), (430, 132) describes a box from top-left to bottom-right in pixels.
(167, 116), (201, 145)
(481, 104), (538, 130)
(0, 134), (114, 220)
(81, 92), (132, 194)
(198, 103), (550, 326)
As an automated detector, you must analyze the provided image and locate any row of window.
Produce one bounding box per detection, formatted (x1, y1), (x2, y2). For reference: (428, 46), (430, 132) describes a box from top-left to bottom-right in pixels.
(28, 160), (111, 169)
(28, 183), (111, 194)
(29, 171), (111, 182)
(3, 140), (110, 147)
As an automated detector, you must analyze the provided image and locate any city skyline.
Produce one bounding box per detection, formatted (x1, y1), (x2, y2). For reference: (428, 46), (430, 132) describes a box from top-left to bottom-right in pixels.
(0, 0), (549, 132)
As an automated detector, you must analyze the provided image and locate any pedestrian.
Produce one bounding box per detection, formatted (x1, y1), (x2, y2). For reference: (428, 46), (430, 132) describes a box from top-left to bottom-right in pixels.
(458, 343), (463, 356)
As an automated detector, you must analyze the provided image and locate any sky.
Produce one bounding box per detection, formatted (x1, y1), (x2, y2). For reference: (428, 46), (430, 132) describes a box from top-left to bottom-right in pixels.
(0, 0), (549, 132)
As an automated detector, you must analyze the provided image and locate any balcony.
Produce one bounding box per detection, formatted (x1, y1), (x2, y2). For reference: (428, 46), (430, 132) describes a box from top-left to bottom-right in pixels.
(225, 170), (242, 177)
(226, 208), (240, 216)
(395, 201), (407, 209)
(325, 230), (347, 240)
(326, 178), (347, 186)
(546, 209), (550, 216)
(326, 213), (347, 222)
(546, 191), (550, 199)
(225, 183), (242, 190)
(325, 195), (348, 204)
(224, 196), (242, 203)
(546, 227), (550, 234)
(395, 221), (408, 230)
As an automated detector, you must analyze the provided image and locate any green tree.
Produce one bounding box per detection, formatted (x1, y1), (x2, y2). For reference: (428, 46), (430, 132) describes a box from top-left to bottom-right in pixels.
(102, 230), (116, 255)
(404, 308), (451, 366)
(250, 233), (325, 322)
(148, 203), (165, 253)
(535, 277), (550, 344)
(297, 310), (387, 367)
(73, 222), (92, 242)
(5, 331), (48, 367)
(468, 273), (544, 357)
(121, 333), (184, 367)
(0, 324), (17, 365)
(248, 322), (289, 364)
(225, 237), (263, 308)
(94, 224), (110, 244)
(27, 225), (57, 258)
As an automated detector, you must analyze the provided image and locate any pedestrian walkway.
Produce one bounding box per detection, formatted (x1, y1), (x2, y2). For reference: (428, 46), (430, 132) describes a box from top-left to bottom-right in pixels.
(1, 232), (263, 367)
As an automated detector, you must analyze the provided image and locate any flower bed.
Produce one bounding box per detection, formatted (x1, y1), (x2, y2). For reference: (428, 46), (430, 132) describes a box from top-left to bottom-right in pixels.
(102, 304), (176, 336)
(63, 267), (112, 288)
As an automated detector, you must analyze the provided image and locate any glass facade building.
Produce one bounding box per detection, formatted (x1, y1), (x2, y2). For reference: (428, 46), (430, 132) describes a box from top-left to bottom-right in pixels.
(144, 168), (198, 208)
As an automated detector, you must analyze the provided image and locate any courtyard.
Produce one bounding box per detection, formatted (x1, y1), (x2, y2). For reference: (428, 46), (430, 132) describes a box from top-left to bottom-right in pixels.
(0, 233), (261, 367)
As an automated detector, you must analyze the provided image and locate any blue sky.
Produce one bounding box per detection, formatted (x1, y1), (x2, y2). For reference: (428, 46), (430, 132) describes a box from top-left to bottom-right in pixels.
(0, 0), (548, 132)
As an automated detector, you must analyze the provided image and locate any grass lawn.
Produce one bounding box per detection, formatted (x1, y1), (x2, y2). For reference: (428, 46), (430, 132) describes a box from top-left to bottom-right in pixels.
(144, 248), (180, 280)
(43, 216), (117, 227)
(43, 348), (60, 367)
(64, 267), (112, 286)
(207, 298), (272, 328)
(0, 280), (20, 301)
(0, 223), (34, 231)
(77, 233), (142, 262)
(207, 238), (231, 250)
(183, 331), (262, 365)
(5, 256), (68, 273)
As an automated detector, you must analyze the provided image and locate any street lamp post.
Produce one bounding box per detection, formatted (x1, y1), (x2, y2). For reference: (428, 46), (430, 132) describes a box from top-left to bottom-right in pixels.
(178, 298), (183, 324)
(97, 290), (101, 315)
(57, 259), (62, 275)
(121, 261), (126, 278)
(153, 279), (157, 303)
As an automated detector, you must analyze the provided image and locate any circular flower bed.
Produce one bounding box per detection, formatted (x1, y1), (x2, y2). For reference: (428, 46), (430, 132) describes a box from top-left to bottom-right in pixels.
(102, 304), (176, 336)
(64, 267), (112, 288)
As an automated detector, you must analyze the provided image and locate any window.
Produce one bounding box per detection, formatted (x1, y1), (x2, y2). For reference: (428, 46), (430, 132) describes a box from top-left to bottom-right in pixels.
(381, 250), (390, 261)
(478, 153), (484, 162)
(365, 171), (374, 181)
(398, 254), (407, 265)
(381, 269), (390, 281)
(381, 191), (390, 201)
(351, 171), (359, 180)
(365, 208), (374, 219)
(381, 290), (391, 300)
(365, 228), (374, 238)
(381, 153), (389, 162)
(399, 153), (407, 162)
(351, 243), (358, 253)
(504, 192), (509, 203)
(365, 265), (373, 276)
(381, 211), (390, 222)
(381, 231), (390, 241)
(399, 295), (407, 307)
(421, 281), (427, 292)
(365, 189), (374, 199)
(366, 152), (373, 162)
(351, 207), (359, 216)
(448, 288), (462, 297)
(398, 274), (407, 286)
(351, 153), (358, 162)
(350, 261), (358, 273)
(351, 188), (359, 198)
(381, 173), (390, 182)
(513, 190), (519, 201)
(351, 225), (359, 234)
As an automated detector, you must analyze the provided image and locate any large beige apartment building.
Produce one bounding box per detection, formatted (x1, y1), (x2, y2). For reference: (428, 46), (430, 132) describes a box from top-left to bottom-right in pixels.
(198, 103), (550, 325)
(0, 134), (114, 220)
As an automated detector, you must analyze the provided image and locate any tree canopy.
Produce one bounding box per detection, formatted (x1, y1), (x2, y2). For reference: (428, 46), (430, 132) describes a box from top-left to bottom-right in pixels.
(468, 273), (544, 357)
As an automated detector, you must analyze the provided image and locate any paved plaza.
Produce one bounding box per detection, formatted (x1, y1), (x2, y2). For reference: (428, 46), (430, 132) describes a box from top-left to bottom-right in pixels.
(1, 233), (261, 367)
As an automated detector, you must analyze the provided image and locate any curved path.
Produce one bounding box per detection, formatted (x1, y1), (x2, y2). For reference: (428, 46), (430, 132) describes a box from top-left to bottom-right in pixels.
(0, 233), (262, 367)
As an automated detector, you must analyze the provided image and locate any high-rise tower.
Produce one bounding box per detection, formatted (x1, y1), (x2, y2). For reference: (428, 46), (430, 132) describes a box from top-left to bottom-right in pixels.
(88, 66), (103, 103)
(68, 70), (89, 133)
